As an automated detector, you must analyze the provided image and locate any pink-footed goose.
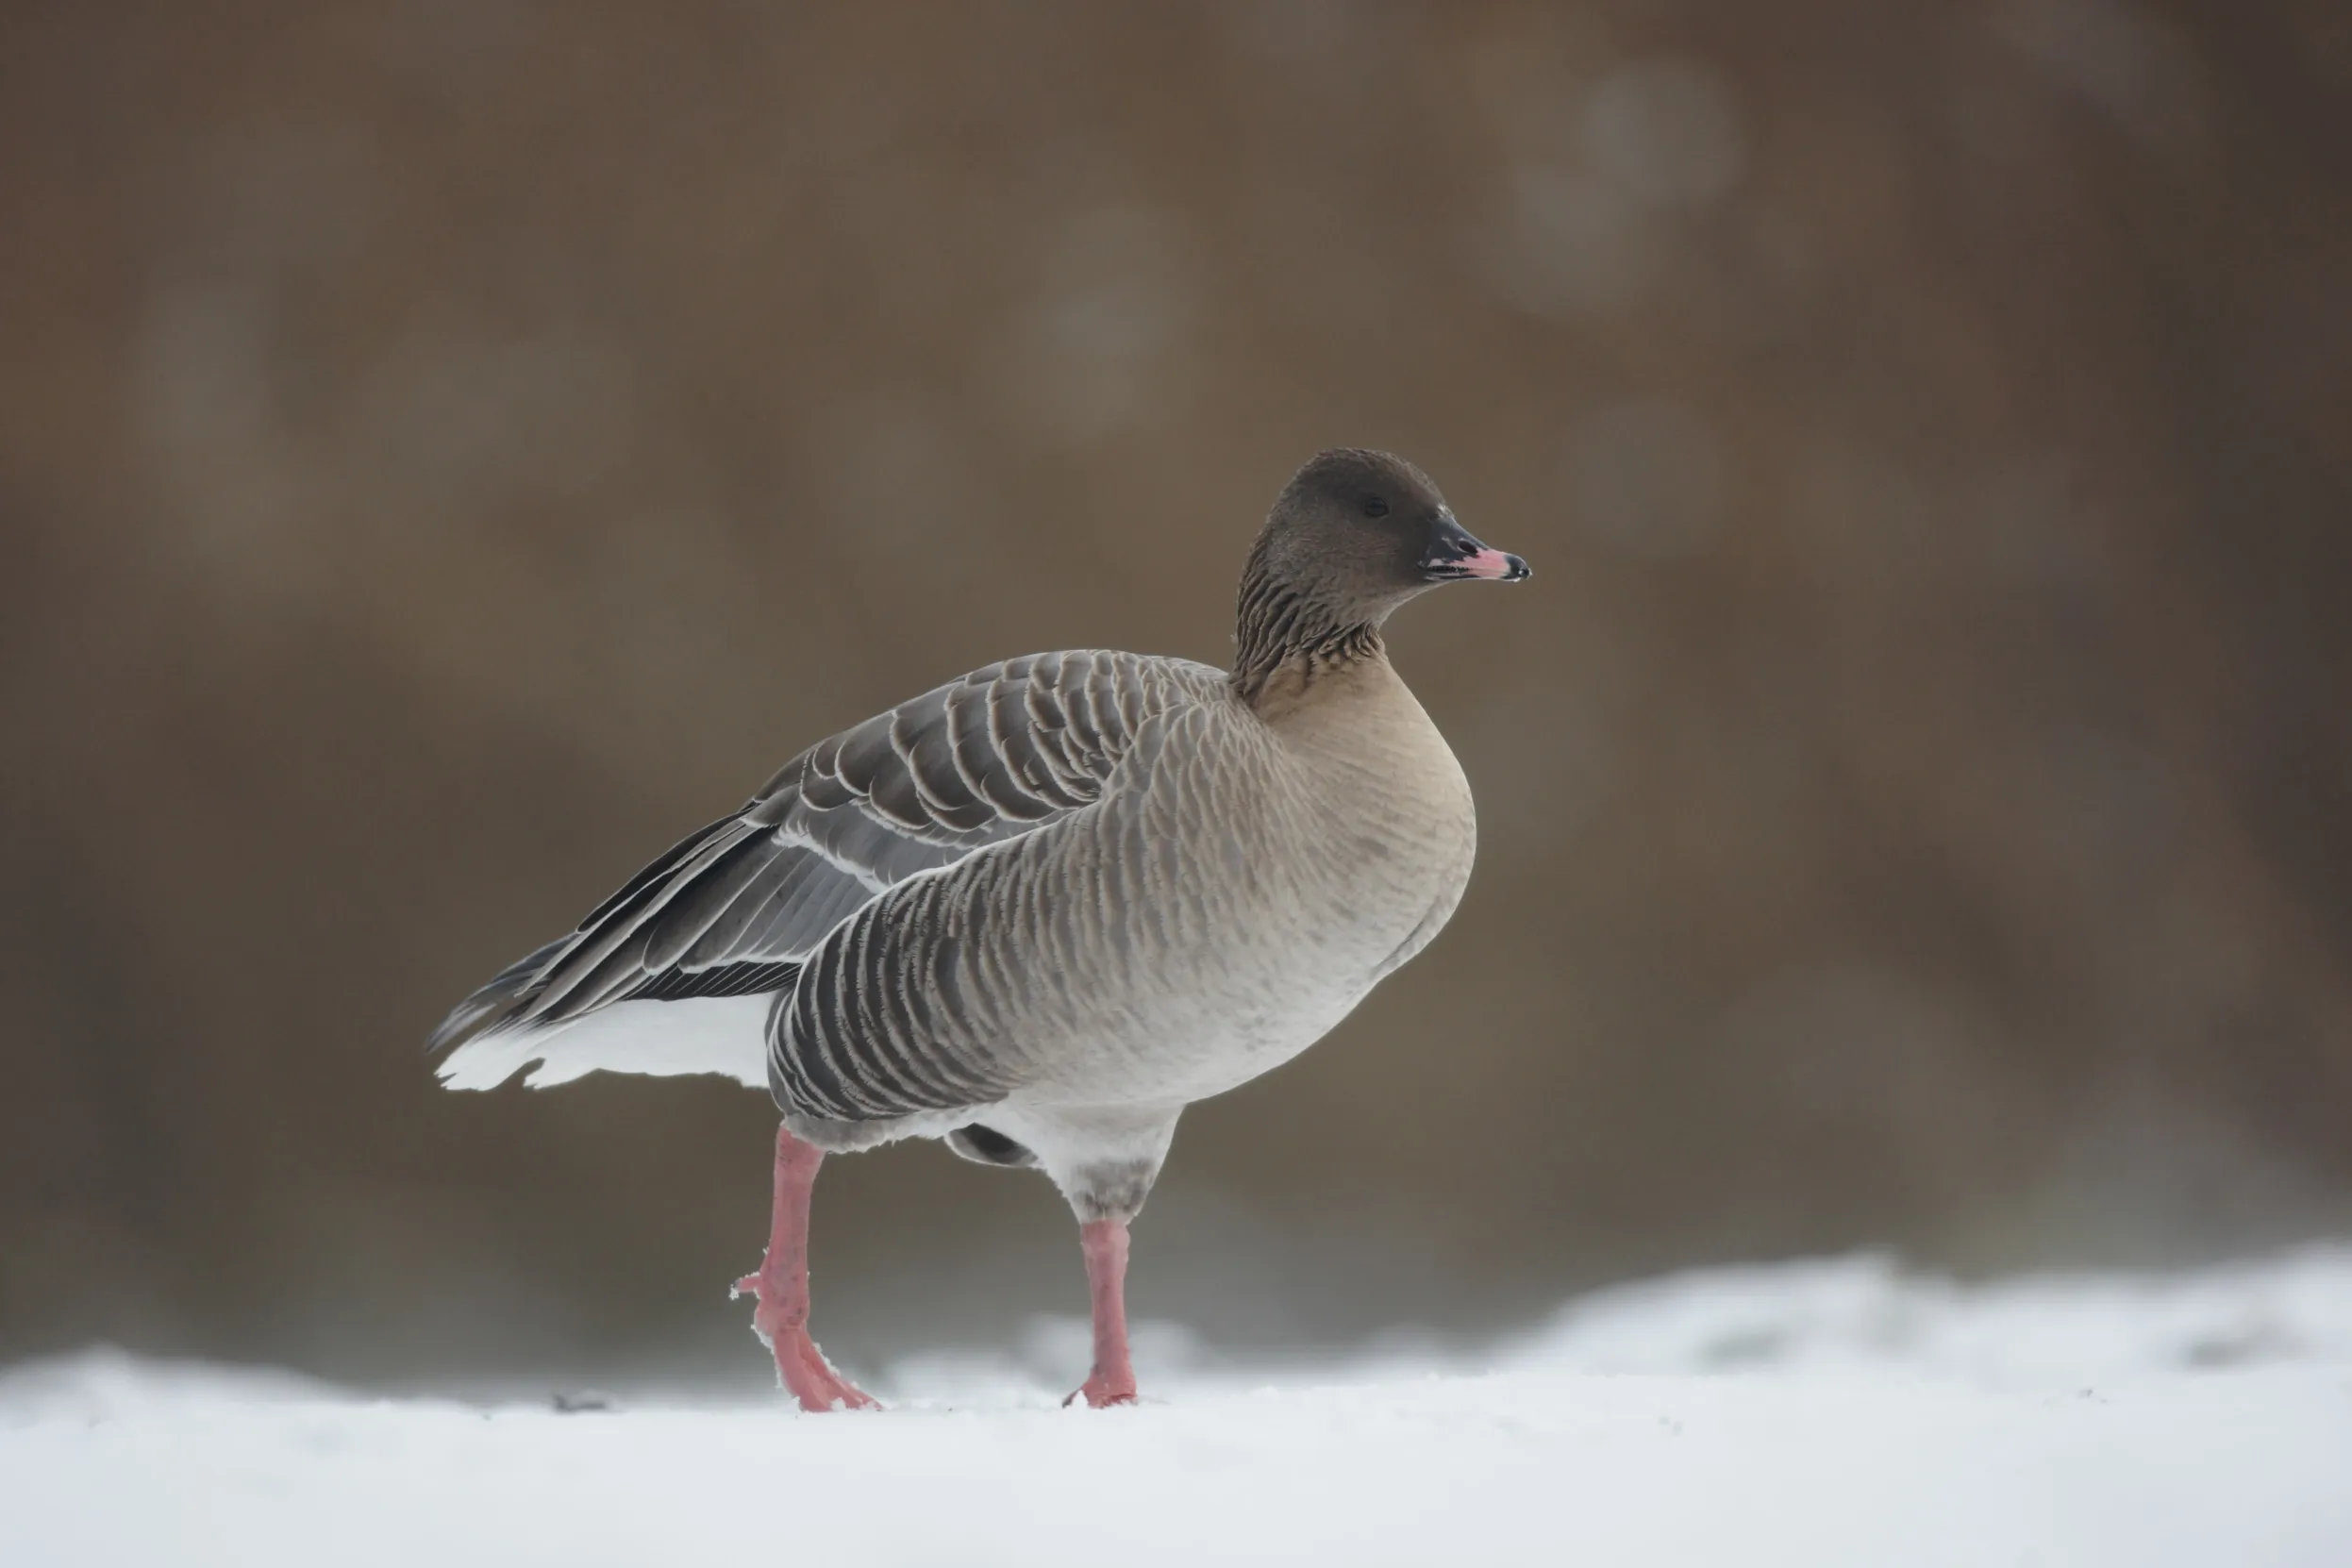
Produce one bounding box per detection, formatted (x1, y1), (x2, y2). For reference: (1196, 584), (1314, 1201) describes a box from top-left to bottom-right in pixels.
(429, 449), (1529, 1409)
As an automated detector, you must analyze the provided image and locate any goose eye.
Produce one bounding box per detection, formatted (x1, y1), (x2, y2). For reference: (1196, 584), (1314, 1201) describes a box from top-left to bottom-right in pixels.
(1360, 496), (1390, 518)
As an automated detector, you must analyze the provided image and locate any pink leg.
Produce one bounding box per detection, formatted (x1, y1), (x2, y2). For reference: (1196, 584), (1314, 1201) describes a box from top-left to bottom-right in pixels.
(1066, 1218), (1138, 1408)
(731, 1125), (876, 1411)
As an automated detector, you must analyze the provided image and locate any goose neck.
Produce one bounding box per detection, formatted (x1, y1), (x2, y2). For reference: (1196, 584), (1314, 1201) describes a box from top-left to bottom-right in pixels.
(1229, 557), (1388, 709)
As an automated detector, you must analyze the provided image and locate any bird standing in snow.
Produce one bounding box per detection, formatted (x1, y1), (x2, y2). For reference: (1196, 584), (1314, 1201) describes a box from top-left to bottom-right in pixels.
(429, 449), (1529, 1409)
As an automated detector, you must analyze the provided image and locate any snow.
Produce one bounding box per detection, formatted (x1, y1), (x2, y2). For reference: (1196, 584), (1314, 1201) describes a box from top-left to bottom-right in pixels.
(8, 1250), (2350, 1567)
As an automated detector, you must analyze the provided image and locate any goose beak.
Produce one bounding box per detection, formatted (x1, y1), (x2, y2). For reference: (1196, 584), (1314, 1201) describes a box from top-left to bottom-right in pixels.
(1422, 523), (1532, 583)
(1454, 546), (1531, 581)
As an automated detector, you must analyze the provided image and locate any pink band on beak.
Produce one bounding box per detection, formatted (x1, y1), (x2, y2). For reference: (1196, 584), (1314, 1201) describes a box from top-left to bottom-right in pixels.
(1459, 548), (1520, 579)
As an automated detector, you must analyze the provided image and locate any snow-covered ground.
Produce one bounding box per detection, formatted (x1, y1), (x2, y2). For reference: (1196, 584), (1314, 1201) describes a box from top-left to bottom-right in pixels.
(7, 1249), (2349, 1567)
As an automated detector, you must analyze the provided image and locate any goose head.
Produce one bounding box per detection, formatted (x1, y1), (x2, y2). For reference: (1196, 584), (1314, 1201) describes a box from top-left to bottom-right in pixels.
(1252, 446), (1526, 615)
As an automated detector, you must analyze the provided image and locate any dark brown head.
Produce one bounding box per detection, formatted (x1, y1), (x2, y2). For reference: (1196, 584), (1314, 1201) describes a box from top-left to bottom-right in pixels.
(1233, 448), (1527, 697)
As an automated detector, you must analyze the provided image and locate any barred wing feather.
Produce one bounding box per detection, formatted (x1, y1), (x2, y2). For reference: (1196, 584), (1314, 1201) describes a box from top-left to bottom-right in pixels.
(425, 651), (1190, 1066)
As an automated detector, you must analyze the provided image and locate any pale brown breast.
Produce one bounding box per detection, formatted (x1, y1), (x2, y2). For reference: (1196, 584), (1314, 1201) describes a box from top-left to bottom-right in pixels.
(1253, 655), (1478, 980)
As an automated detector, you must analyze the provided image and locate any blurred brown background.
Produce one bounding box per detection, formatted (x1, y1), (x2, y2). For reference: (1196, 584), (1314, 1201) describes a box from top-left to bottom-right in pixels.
(4, 0), (2349, 1382)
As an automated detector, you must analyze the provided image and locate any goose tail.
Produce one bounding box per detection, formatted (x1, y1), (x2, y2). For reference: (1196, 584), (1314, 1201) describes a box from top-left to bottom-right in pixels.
(425, 937), (567, 1073)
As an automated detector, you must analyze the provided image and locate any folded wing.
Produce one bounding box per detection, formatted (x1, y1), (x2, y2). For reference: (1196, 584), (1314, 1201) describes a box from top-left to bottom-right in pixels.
(426, 651), (1180, 1064)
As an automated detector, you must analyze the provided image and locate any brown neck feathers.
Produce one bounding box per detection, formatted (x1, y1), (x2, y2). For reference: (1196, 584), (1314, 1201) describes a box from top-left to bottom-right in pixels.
(1229, 543), (1385, 707)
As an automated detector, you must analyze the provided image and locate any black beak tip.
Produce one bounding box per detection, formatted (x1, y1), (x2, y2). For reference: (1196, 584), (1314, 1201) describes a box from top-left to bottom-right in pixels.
(1503, 554), (1531, 582)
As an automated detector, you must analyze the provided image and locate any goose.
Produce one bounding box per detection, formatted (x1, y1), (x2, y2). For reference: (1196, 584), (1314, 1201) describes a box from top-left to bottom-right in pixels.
(428, 448), (1529, 1409)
